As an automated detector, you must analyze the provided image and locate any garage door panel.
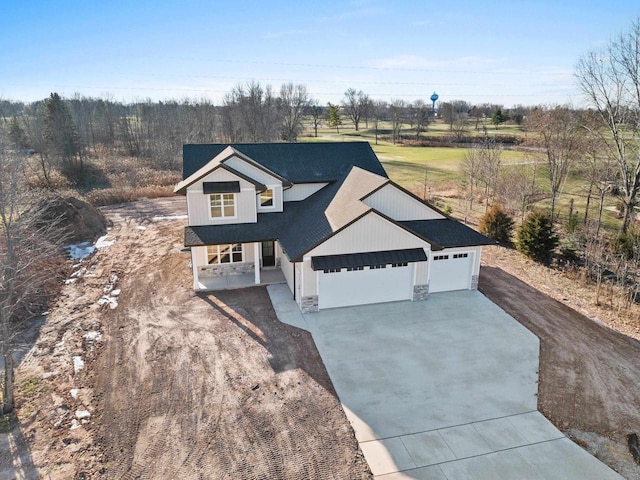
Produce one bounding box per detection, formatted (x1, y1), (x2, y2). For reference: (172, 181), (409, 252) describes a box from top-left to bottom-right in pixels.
(429, 253), (473, 293)
(319, 264), (413, 309)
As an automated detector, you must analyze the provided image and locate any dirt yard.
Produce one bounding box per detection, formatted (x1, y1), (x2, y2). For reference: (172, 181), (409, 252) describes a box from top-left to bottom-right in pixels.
(481, 248), (640, 479)
(0, 197), (370, 479)
(3, 196), (640, 479)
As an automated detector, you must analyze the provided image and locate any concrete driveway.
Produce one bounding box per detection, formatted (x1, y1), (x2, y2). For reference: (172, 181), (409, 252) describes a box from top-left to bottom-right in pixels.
(268, 286), (623, 479)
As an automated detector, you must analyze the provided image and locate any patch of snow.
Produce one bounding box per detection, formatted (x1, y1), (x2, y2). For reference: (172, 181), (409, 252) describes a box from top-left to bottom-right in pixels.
(98, 296), (118, 309)
(83, 331), (102, 341)
(70, 419), (81, 430)
(42, 311), (49, 316)
(65, 242), (96, 260)
(75, 409), (91, 420)
(72, 356), (84, 373)
(152, 214), (188, 221)
(71, 267), (86, 278)
(70, 388), (79, 399)
(109, 273), (118, 284)
(110, 289), (121, 297)
(136, 225), (147, 230)
(95, 235), (115, 249)
(64, 278), (77, 285)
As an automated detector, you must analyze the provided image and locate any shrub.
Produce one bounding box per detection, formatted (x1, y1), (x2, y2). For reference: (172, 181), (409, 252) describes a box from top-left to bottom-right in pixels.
(442, 204), (453, 215)
(516, 211), (558, 262)
(612, 229), (640, 260)
(478, 205), (514, 244)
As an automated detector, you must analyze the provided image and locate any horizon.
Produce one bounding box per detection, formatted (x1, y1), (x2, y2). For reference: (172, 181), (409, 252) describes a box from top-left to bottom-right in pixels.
(2, 1), (639, 108)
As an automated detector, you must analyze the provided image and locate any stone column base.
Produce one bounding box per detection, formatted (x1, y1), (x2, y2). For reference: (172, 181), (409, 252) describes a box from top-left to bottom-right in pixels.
(300, 295), (319, 313)
(413, 284), (429, 301)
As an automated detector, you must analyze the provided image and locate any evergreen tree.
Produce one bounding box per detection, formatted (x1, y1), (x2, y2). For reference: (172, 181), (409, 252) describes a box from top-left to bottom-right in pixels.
(478, 205), (514, 244)
(516, 211), (558, 262)
(7, 116), (28, 149)
(327, 103), (342, 133)
(43, 92), (82, 170)
(491, 109), (509, 129)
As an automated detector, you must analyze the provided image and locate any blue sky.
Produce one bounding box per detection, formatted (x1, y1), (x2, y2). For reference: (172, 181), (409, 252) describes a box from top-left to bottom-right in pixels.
(2, 0), (639, 107)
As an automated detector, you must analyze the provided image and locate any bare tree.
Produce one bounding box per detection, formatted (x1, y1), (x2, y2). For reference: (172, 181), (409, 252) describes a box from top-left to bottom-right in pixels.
(526, 106), (583, 220)
(307, 100), (323, 138)
(389, 99), (406, 144)
(371, 100), (386, 145)
(451, 113), (468, 142)
(0, 137), (66, 414)
(475, 136), (503, 211)
(412, 100), (430, 139)
(342, 88), (368, 131)
(576, 18), (640, 232)
(279, 83), (308, 142)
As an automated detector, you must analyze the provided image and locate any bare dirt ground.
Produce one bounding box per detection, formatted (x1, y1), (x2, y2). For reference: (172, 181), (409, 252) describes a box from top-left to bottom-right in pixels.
(481, 247), (640, 479)
(1, 197), (370, 479)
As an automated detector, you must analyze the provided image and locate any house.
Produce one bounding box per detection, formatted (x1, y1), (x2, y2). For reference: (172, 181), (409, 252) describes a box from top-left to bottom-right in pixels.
(174, 142), (494, 312)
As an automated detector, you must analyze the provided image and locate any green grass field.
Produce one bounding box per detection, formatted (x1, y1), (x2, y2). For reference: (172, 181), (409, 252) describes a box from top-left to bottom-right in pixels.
(300, 119), (623, 232)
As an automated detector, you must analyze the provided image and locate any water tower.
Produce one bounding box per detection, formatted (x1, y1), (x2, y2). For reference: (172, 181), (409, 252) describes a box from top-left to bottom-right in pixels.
(430, 92), (439, 112)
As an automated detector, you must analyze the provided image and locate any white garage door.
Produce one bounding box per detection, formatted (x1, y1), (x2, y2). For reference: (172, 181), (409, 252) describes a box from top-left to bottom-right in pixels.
(429, 252), (473, 293)
(319, 263), (414, 309)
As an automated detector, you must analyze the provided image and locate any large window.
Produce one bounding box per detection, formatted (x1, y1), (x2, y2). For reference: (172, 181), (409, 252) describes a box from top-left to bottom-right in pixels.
(207, 244), (243, 264)
(260, 189), (274, 208)
(210, 193), (235, 218)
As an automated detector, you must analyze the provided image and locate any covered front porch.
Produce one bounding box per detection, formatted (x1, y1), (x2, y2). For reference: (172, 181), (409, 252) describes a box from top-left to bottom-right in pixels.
(196, 267), (286, 291)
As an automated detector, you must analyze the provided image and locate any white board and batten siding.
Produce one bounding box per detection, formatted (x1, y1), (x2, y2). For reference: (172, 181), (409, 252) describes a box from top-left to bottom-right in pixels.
(302, 212), (431, 298)
(363, 184), (444, 221)
(186, 168), (257, 226)
(283, 183), (328, 202)
(224, 156), (283, 187)
(276, 242), (294, 293)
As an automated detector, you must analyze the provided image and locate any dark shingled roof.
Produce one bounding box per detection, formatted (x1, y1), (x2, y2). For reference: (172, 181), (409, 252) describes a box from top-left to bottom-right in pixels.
(311, 248), (428, 271)
(400, 219), (496, 248)
(182, 142), (387, 182)
(185, 213), (287, 246)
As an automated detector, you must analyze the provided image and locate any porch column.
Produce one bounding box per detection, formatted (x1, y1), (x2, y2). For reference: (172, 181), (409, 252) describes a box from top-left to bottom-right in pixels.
(254, 242), (261, 284)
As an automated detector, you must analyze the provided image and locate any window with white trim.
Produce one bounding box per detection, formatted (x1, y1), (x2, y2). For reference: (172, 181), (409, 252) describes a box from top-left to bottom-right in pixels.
(453, 253), (469, 259)
(207, 244), (243, 264)
(210, 193), (235, 218)
(391, 262), (408, 267)
(433, 255), (449, 261)
(260, 189), (274, 207)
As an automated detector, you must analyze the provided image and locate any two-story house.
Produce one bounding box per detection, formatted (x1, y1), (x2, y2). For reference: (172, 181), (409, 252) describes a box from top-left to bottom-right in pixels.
(174, 142), (494, 312)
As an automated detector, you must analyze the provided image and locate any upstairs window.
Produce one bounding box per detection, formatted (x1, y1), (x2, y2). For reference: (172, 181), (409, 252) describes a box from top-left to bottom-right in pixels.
(207, 244), (243, 264)
(260, 189), (274, 208)
(210, 193), (235, 218)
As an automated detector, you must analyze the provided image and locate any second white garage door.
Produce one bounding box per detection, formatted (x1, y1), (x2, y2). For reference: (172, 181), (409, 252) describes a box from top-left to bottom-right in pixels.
(429, 252), (474, 293)
(318, 263), (414, 309)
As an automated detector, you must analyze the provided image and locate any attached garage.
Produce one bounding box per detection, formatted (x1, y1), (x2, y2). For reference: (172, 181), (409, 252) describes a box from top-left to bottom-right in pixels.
(311, 248), (427, 310)
(429, 252), (474, 293)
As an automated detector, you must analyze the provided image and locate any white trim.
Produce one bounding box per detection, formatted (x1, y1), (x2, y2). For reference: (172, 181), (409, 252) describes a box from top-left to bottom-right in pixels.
(254, 242), (261, 284)
(257, 187), (276, 211)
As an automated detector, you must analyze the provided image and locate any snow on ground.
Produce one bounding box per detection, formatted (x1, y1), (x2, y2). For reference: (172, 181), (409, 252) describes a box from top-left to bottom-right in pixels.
(152, 214), (188, 221)
(66, 234), (116, 260)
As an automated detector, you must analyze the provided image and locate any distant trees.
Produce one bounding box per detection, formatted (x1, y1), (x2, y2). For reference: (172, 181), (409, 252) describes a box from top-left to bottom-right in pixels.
(411, 100), (430, 139)
(526, 106), (583, 220)
(491, 109), (509, 129)
(327, 103), (342, 133)
(342, 89), (369, 131)
(44, 92), (83, 173)
(279, 83), (308, 142)
(576, 17), (640, 233)
(389, 99), (406, 143)
(307, 100), (323, 137)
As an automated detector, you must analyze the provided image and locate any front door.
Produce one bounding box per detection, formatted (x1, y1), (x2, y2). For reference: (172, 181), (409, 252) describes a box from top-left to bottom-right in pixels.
(262, 241), (275, 267)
